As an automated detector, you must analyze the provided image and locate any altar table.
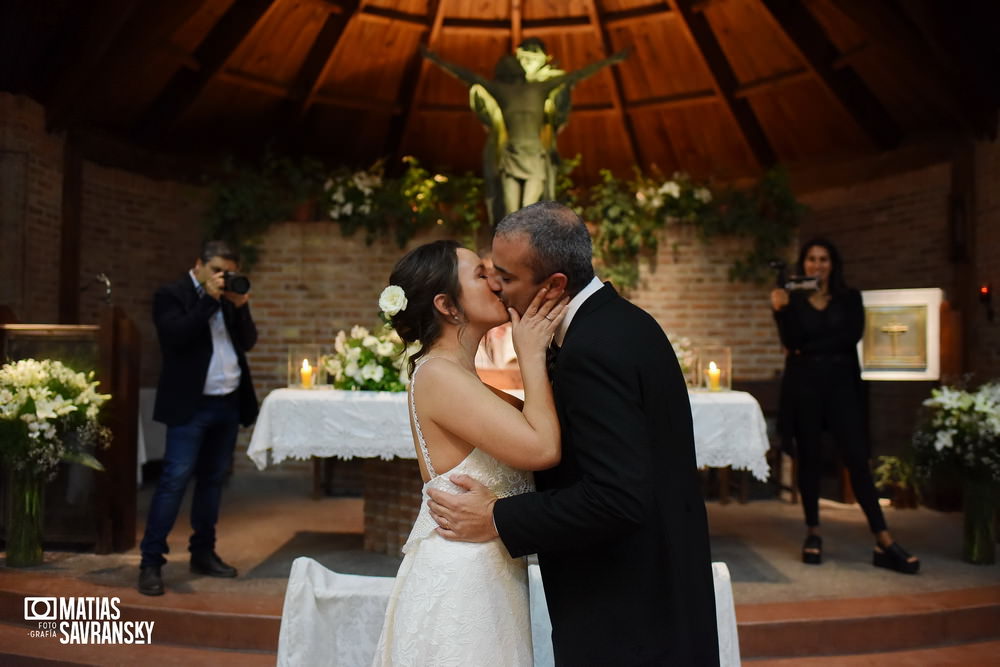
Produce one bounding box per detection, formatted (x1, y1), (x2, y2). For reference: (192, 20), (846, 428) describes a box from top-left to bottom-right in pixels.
(247, 387), (770, 481)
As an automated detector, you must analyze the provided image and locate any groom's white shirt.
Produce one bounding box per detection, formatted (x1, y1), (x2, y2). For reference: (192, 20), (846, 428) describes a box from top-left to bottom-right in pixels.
(554, 276), (603, 346)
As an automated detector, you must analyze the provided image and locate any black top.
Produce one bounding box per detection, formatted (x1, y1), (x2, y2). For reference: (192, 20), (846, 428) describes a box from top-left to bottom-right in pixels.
(494, 284), (719, 666)
(773, 288), (864, 358)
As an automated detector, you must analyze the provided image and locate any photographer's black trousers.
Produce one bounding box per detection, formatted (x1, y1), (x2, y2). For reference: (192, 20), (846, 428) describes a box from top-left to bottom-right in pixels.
(789, 359), (887, 533)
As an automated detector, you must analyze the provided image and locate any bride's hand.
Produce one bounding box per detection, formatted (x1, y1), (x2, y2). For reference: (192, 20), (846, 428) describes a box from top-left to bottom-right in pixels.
(510, 288), (569, 361)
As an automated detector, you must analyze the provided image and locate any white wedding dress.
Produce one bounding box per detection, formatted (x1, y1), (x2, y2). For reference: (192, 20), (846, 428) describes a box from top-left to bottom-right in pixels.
(371, 359), (535, 666)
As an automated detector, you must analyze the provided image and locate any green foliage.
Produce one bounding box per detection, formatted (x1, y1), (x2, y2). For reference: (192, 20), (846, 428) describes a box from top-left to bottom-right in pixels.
(202, 151), (326, 269)
(694, 167), (805, 283)
(202, 151), (804, 289)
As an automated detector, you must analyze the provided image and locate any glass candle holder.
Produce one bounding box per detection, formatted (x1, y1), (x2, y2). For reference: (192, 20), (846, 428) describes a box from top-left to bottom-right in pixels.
(287, 345), (321, 389)
(696, 346), (732, 391)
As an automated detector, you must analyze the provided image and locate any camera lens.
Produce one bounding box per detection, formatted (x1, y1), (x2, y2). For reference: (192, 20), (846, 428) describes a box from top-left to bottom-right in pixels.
(224, 272), (251, 295)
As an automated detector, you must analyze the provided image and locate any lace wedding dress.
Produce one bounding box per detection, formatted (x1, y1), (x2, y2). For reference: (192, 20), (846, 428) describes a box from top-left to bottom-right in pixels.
(371, 359), (535, 666)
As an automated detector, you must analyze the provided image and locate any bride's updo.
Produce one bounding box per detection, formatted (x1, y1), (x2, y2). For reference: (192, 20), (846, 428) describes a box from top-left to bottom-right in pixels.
(387, 240), (464, 368)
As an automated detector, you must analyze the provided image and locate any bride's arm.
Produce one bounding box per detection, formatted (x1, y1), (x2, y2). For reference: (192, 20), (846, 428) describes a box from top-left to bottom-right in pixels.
(420, 292), (567, 471)
(485, 384), (523, 410)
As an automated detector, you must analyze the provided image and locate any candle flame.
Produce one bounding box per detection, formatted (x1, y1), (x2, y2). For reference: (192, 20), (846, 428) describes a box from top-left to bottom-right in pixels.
(708, 361), (718, 371)
(301, 359), (311, 371)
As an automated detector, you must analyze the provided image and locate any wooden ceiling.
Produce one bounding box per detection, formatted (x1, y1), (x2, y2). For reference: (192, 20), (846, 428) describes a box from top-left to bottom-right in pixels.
(3, 0), (998, 183)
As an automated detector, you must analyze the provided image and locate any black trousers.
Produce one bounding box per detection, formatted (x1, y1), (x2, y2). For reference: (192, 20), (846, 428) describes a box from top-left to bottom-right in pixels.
(789, 360), (887, 533)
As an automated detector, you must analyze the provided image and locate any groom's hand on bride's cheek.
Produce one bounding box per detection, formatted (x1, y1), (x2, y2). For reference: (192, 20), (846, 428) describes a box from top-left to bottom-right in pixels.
(427, 475), (499, 543)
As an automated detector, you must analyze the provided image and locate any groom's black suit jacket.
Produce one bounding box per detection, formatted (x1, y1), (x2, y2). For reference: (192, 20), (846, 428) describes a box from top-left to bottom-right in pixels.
(151, 274), (259, 428)
(494, 284), (719, 666)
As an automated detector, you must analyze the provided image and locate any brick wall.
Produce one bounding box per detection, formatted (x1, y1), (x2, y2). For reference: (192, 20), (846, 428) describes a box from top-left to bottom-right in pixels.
(0, 93), (65, 323)
(78, 162), (206, 386)
(972, 139), (1000, 379)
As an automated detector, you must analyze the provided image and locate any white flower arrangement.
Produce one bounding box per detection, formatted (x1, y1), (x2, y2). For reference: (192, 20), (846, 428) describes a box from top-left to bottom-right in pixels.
(912, 381), (1000, 483)
(668, 335), (697, 383)
(0, 359), (112, 478)
(634, 171), (714, 223)
(322, 325), (412, 392)
(324, 160), (384, 221)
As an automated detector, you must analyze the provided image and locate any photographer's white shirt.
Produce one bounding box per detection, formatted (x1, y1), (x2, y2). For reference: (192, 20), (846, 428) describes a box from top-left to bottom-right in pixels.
(190, 270), (241, 396)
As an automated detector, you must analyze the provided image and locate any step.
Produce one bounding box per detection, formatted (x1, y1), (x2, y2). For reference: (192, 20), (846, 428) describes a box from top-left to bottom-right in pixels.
(3, 569), (998, 660)
(0, 570), (281, 652)
(746, 638), (1000, 665)
(0, 621), (275, 666)
(738, 586), (1000, 659)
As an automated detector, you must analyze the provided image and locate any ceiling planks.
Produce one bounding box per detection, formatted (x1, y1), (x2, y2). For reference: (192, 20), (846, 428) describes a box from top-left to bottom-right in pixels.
(754, 0), (901, 150)
(666, 0), (776, 169)
(132, 0), (280, 142)
(583, 0), (640, 166)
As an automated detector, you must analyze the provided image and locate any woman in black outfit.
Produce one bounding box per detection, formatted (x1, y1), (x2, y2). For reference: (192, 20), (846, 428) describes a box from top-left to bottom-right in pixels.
(772, 239), (919, 574)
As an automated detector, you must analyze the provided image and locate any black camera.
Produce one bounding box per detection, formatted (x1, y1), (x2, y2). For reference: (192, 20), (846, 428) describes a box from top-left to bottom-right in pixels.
(223, 271), (251, 295)
(768, 259), (818, 292)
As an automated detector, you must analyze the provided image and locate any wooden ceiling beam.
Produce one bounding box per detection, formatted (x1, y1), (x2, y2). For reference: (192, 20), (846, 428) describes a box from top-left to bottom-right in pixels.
(510, 0), (522, 49)
(46, 0), (205, 129)
(690, 0), (729, 13)
(603, 4), (675, 29)
(828, 0), (981, 134)
(666, 0), (776, 168)
(733, 67), (809, 98)
(583, 0), (641, 167)
(389, 0), (449, 161)
(830, 42), (868, 70)
(628, 89), (717, 111)
(132, 0), (279, 142)
(45, 0), (144, 131)
(361, 6), (429, 29)
(754, 0), (901, 149)
(286, 0), (361, 122)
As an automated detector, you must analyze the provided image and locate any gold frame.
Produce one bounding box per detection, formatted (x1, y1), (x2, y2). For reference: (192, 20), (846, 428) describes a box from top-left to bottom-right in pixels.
(862, 305), (928, 370)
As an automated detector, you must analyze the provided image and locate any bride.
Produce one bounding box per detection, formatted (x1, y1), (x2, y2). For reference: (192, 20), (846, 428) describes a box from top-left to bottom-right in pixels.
(372, 239), (567, 666)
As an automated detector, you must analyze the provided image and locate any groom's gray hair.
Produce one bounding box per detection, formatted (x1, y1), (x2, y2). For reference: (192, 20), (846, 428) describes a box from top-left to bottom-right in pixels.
(495, 201), (595, 296)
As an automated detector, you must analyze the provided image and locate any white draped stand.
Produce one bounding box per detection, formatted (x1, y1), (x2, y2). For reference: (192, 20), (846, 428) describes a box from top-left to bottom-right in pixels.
(278, 557), (741, 667)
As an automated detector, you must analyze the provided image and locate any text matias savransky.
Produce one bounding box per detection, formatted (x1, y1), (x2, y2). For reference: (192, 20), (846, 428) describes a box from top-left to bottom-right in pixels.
(24, 596), (155, 645)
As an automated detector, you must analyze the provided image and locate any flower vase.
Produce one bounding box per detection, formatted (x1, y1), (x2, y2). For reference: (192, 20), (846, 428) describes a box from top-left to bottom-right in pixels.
(5, 468), (46, 567)
(962, 477), (997, 565)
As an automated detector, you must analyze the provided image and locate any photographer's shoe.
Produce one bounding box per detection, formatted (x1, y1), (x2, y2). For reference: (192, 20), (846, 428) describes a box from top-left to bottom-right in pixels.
(190, 551), (237, 578)
(138, 565), (164, 596)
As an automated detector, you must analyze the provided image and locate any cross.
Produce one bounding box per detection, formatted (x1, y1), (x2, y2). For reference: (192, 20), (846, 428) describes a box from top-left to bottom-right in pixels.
(880, 320), (909, 357)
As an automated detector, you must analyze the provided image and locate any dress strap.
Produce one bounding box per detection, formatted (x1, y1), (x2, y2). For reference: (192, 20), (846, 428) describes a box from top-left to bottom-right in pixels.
(408, 358), (436, 478)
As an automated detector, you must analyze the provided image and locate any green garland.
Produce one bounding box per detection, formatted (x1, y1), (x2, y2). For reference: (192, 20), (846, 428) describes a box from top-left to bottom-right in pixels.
(204, 153), (804, 287)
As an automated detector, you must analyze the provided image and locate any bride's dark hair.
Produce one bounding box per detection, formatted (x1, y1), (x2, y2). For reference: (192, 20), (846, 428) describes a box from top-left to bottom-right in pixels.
(387, 240), (464, 371)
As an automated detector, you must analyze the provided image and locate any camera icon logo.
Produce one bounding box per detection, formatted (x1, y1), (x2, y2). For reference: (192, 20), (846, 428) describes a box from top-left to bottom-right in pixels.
(24, 597), (57, 621)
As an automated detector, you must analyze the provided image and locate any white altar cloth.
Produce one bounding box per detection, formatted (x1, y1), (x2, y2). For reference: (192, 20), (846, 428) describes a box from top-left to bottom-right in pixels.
(247, 387), (770, 481)
(277, 557), (740, 667)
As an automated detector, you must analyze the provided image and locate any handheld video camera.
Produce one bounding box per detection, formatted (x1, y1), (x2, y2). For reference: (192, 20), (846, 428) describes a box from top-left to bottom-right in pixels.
(768, 260), (819, 292)
(223, 271), (251, 295)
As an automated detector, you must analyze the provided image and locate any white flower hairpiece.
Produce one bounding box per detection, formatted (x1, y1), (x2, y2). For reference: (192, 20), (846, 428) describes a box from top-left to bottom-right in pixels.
(379, 285), (408, 316)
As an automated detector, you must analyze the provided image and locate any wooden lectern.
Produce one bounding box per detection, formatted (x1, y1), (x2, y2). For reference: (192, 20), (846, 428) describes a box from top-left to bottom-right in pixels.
(0, 307), (140, 553)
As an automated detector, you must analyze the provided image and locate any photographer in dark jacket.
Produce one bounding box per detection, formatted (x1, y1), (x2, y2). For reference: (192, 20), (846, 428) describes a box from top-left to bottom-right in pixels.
(772, 238), (918, 574)
(139, 240), (259, 596)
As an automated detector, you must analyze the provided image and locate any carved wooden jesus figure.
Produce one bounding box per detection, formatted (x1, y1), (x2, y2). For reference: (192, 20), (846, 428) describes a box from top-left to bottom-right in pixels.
(422, 42), (628, 222)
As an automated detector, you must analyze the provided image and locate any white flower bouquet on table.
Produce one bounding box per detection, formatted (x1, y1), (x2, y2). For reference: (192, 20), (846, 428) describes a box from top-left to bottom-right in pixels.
(0, 358), (112, 478)
(911, 381), (1000, 483)
(322, 325), (411, 392)
(668, 335), (697, 386)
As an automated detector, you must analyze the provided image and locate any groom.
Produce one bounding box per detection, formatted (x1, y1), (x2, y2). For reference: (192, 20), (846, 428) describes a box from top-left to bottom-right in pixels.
(428, 201), (719, 665)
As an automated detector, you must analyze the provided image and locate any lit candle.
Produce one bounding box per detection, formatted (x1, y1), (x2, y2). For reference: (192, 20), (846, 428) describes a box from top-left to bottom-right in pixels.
(300, 359), (314, 388)
(706, 361), (721, 391)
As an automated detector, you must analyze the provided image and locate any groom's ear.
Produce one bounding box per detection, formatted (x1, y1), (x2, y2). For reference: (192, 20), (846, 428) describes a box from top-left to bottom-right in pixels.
(542, 273), (568, 300)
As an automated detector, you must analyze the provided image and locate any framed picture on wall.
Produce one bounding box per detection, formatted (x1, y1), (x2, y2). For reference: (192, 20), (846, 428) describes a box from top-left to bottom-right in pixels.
(857, 288), (942, 381)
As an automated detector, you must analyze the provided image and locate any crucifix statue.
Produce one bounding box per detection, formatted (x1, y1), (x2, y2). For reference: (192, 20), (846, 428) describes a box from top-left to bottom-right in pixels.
(422, 41), (628, 224)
